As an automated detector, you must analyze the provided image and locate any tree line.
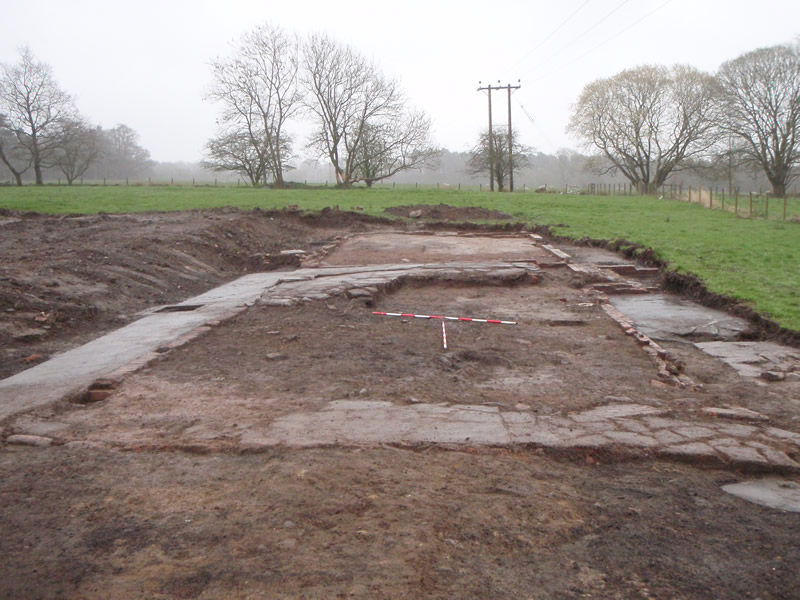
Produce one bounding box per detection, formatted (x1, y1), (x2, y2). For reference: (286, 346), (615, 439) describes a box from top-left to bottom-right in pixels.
(0, 48), (152, 185)
(568, 40), (800, 198)
(3, 33), (797, 195)
(202, 25), (438, 188)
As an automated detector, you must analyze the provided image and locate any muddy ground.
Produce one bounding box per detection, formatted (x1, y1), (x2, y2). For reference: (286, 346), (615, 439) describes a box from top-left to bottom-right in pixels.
(1, 207), (799, 599)
(0, 207), (387, 380)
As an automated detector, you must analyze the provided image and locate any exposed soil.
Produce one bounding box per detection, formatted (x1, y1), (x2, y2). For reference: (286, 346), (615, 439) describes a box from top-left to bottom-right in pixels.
(0, 208), (392, 379)
(1, 208), (800, 599)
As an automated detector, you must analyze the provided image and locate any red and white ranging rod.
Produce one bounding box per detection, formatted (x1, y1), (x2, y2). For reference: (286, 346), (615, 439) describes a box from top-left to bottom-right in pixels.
(372, 311), (517, 325)
(372, 311), (517, 350)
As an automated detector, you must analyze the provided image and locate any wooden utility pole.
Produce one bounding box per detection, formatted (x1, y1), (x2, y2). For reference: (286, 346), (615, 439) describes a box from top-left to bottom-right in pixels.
(478, 81), (495, 191)
(506, 81), (521, 192)
(478, 80), (520, 192)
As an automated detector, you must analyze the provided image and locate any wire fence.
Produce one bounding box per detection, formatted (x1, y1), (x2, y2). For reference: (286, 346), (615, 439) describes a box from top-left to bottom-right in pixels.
(654, 183), (800, 222)
(558, 182), (800, 222)
(6, 177), (800, 222)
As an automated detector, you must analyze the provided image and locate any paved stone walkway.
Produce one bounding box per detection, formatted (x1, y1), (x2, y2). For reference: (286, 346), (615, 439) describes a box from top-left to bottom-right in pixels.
(0, 261), (537, 420)
(3, 234), (799, 474)
(235, 399), (800, 472)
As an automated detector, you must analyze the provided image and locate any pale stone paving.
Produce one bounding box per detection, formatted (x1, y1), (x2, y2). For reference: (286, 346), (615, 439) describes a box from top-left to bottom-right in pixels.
(2, 234), (799, 474)
(235, 400), (800, 471)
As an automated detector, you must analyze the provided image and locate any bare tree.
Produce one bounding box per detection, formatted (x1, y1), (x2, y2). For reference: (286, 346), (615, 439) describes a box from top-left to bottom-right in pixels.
(0, 113), (31, 185)
(568, 65), (720, 193)
(202, 131), (269, 186)
(0, 47), (76, 185)
(53, 119), (101, 184)
(466, 128), (532, 191)
(355, 111), (439, 187)
(302, 33), (435, 187)
(206, 23), (301, 187)
(716, 43), (800, 198)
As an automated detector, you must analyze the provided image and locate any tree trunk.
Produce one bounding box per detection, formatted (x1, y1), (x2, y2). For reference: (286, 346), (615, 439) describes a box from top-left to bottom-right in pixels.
(770, 179), (786, 198)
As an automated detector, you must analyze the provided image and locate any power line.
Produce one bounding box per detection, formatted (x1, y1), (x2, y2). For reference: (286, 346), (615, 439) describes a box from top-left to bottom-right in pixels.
(529, 0), (672, 83)
(572, 0), (673, 62)
(531, 0), (631, 72)
(518, 0), (593, 64)
(516, 98), (559, 151)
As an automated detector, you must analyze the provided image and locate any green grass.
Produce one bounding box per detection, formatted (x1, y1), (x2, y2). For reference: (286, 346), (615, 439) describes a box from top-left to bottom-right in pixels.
(2, 185), (798, 331)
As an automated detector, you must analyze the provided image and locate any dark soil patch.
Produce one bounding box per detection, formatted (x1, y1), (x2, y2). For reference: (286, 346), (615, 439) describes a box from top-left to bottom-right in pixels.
(0, 208), (392, 379)
(1, 447), (798, 599)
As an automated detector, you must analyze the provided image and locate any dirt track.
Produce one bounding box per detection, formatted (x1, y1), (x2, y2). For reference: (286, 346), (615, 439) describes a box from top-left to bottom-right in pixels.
(1, 207), (799, 599)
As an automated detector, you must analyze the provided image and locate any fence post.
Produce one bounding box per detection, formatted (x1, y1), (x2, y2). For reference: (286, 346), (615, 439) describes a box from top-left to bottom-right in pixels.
(688, 186), (692, 203)
(722, 189), (725, 211)
(784, 196), (787, 221)
(766, 196), (769, 219)
(749, 192), (753, 217)
(708, 187), (712, 209)
(735, 194), (738, 216)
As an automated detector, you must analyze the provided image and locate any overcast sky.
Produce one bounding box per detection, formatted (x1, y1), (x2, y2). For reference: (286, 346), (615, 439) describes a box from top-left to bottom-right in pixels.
(2, 0), (798, 163)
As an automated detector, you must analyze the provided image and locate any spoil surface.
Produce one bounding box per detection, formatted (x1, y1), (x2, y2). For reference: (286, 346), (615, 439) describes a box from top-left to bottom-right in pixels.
(2, 208), (799, 599)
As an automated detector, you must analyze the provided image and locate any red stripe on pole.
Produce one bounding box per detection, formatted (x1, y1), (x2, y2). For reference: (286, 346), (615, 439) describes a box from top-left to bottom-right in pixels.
(372, 311), (516, 325)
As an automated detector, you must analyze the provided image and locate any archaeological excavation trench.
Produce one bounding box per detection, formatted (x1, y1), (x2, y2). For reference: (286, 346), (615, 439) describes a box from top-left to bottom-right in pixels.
(3, 219), (800, 600)
(4, 231), (799, 473)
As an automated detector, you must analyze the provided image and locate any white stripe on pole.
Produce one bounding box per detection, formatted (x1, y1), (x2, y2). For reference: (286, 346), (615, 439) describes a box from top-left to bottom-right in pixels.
(372, 311), (516, 325)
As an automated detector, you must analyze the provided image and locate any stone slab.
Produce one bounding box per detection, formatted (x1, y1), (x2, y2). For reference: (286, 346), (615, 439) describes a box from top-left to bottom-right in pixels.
(611, 294), (749, 342)
(723, 479), (800, 512)
(694, 341), (800, 378)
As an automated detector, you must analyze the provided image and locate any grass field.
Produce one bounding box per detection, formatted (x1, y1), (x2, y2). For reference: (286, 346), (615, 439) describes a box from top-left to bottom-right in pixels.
(1, 185), (798, 331)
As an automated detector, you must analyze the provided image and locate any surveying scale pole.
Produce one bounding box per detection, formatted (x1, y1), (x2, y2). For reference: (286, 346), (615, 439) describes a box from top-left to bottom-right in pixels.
(373, 311), (518, 351)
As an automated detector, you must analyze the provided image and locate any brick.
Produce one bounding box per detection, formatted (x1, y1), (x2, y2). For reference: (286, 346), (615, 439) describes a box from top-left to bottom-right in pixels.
(764, 427), (800, 446)
(604, 431), (659, 448)
(572, 404), (663, 422)
(613, 418), (652, 434)
(716, 444), (768, 465)
(661, 442), (716, 460)
(571, 434), (612, 448)
(755, 447), (800, 469)
(672, 425), (715, 440)
(6, 434), (53, 447)
(716, 423), (759, 437)
(702, 407), (769, 421)
(653, 430), (685, 445)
